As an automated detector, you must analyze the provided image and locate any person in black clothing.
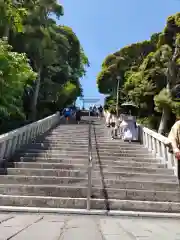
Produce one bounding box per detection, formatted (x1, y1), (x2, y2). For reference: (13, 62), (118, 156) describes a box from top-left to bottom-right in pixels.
(75, 109), (81, 124)
(98, 105), (103, 118)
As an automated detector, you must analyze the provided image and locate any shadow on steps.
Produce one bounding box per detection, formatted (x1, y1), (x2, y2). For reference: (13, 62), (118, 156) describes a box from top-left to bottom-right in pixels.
(93, 123), (110, 211)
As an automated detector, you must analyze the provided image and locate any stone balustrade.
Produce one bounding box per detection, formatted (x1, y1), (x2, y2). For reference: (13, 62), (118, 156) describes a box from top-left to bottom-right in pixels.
(139, 126), (178, 177)
(0, 112), (61, 162)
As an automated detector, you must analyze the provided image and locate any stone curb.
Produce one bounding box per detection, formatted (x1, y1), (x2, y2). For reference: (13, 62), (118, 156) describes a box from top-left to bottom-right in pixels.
(1, 206), (180, 219)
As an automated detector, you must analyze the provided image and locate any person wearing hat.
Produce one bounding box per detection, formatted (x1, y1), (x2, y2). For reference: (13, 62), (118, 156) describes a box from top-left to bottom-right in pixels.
(168, 117), (180, 160)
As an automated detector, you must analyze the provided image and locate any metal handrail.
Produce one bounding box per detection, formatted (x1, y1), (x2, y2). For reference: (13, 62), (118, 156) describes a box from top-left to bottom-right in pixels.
(87, 120), (93, 210)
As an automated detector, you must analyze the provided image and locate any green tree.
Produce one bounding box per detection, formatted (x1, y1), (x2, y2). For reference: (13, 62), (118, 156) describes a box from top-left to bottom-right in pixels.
(97, 34), (158, 114)
(0, 39), (36, 131)
(97, 13), (180, 134)
(0, 0), (89, 131)
(0, 0), (27, 38)
(36, 25), (89, 116)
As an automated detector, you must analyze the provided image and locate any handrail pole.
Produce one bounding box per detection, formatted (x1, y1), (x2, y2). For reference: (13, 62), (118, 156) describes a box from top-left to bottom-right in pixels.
(87, 121), (92, 210)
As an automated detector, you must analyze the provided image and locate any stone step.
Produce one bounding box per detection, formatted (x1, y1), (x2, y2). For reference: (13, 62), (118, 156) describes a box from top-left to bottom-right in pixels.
(7, 168), (87, 178)
(53, 124), (89, 127)
(93, 171), (176, 182)
(51, 126), (93, 129)
(50, 128), (89, 131)
(48, 132), (90, 134)
(0, 195), (180, 213)
(19, 151), (153, 158)
(29, 143), (144, 150)
(47, 137), (109, 140)
(0, 184), (180, 202)
(47, 136), (90, 139)
(44, 135), (90, 138)
(19, 148), (150, 156)
(50, 133), (103, 136)
(12, 159), (166, 168)
(31, 144), (145, 152)
(43, 133), (88, 137)
(50, 126), (89, 129)
(10, 162), (172, 175)
(98, 140), (125, 143)
(44, 137), (109, 141)
(39, 140), (90, 144)
(16, 155), (159, 163)
(35, 140), (141, 147)
(26, 143), (148, 152)
(23, 143), (145, 150)
(0, 175), (178, 191)
(0, 175), (88, 186)
(20, 152), (89, 158)
(102, 160), (165, 168)
(46, 134), (89, 138)
(47, 130), (94, 133)
(98, 165), (173, 174)
(36, 140), (142, 147)
(43, 139), (89, 142)
(51, 129), (89, 132)
(6, 168), (176, 181)
(10, 162), (88, 170)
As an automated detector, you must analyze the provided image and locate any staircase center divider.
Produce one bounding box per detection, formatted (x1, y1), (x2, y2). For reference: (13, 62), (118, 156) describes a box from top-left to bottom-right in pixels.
(87, 120), (93, 210)
(0, 112), (61, 163)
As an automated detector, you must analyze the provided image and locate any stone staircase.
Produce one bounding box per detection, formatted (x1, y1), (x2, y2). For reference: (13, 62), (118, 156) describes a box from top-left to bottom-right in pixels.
(0, 117), (180, 213)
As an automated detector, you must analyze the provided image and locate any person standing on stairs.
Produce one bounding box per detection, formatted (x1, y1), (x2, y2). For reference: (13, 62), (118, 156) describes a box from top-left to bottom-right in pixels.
(63, 108), (71, 124)
(75, 108), (81, 124)
(98, 105), (103, 119)
(168, 119), (180, 160)
(93, 105), (98, 117)
(109, 109), (118, 139)
(120, 115), (138, 142)
(105, 110), (111, 127)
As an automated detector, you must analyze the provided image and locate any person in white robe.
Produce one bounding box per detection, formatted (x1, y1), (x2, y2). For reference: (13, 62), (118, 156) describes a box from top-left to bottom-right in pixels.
(120, 115), (138, 142)
(168, 119), (180, 160)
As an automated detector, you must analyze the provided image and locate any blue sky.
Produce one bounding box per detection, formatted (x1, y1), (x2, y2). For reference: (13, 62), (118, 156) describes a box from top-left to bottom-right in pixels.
(59, 0), (179, 108)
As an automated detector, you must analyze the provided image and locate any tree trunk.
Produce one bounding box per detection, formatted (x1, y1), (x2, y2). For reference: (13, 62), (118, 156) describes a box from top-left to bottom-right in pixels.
(30, 67), (41, 121)
(3, 25), (9, 40)
(158, 42), (180, 135)
(158, 107), (170, 135)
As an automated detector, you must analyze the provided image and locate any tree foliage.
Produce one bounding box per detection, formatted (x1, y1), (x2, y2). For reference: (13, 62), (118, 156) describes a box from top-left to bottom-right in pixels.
(97, 13), (180, 134)
(0, 39), (36, 118)
(0, 0), (89, 133)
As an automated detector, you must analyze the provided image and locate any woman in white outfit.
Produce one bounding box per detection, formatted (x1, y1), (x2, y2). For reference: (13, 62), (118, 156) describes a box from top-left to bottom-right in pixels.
(105, 110), (111, 127)
(120, 115), (138, 142)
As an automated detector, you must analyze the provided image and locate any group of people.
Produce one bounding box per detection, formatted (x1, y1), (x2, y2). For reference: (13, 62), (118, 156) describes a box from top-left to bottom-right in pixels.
(62, 107), (81, 124)
(105, 109), (138, 141)
(62, 106), (138, 141)
(62, 105), (104, 124)
(89, 105), (103, 118)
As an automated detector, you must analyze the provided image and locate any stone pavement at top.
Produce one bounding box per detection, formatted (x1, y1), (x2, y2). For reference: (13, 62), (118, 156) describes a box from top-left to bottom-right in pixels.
(0, 213), (179, 240)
